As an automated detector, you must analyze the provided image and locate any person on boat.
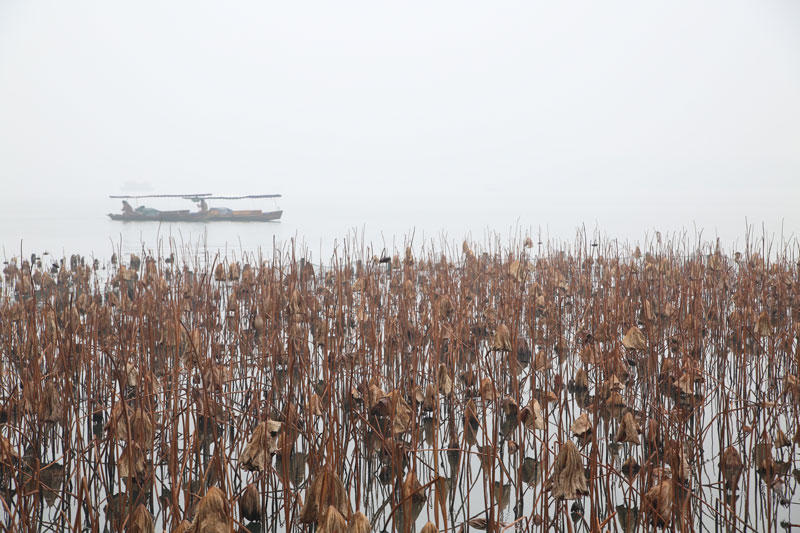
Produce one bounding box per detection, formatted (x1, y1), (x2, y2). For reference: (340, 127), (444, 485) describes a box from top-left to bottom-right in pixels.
(134, 205), (161, 216)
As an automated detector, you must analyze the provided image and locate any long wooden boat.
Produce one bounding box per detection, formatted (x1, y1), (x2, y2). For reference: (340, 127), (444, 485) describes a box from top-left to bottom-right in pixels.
(108, 194), (283, 222)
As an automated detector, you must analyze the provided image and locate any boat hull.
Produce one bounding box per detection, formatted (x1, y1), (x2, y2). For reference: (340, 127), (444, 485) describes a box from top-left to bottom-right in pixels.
(109, 210), (283, 222)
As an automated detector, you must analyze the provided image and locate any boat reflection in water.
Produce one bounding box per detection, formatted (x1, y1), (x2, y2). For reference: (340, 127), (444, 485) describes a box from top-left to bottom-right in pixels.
(108, 193), (282, 222)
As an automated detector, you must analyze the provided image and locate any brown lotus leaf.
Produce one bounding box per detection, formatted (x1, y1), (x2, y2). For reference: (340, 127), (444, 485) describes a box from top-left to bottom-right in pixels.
(665, 441), (690, 482)
(646, 419), (663, 454)
(299, 467), (352, 524)
(783, 374), (800, 402)
(402, 471), (426, 526)
(492, 324), (512, 351)
(39, 381), (63, 423)
(467, 517), (491, 530)
(124, 362), (138, 388)
(756, 310), (772, 337)
(621, 327), (646, 350)
(318, 505), (347, 533)
(128, 503), (154, 533)
(775, 428), (791, 449)
(240, 420), (282, 472)
(214, 263), (226, 282)
(507, 439), (519, 454)
(754, 434), (775, 476)
(117, 442), (148, 481)
(422, 384), (437, 411)
(106, 405), (155, 450)
(579, 345), (600, 366)
(533, 350), (550, 371)
(501, 396), (519, 418)
(520, 399), (544, 431)
(606, 374), (625, 393)
(604, 390), (626, 410)
(309, 393), (323, 416)
(412, 385), (425, 405)
(0, 435), (19, 465)
(348, 511), (370, 533)
(644, 478), (673, 527)
(172, 520), (191, 533)
(643, 299), (655, 321)
(520, 457), (540, 485)
(479, 378), (497, 402)
(549, 440), (588, 500)
(437, 363), (453, 396)
(494, 481), (511, 509)
(189, 486), (230, 533)
(239, 482), (261, 522)
(720, 446), (743, 491)
(36, 462), (65, 506)
(574, 368), (589, 390)
(621, 456), (640, 478)
(420, 522), (438, 533)
(508, 260), (524, 282)
(384, 390), (413, 435)
(570, 412), (592, 438)
(477, 445), (495, 471)
(615, 412), (640, 445)
(673, 372), (696, 397)
(228, 262), (240, 281)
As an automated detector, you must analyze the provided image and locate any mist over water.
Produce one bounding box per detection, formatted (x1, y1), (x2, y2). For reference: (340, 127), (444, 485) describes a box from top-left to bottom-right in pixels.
(1, 0), (799, 261)
(1, 191), (798, 264)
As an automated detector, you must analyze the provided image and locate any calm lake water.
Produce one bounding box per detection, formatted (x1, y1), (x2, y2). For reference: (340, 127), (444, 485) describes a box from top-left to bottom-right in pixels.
(1, 190), (798, 263)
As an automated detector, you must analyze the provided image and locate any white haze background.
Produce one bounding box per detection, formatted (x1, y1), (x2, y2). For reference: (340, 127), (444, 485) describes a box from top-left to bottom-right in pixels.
(1, 1), (799, 259)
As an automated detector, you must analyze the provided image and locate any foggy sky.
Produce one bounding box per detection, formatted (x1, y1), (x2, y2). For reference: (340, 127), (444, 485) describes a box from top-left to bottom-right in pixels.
(1, 1), (799, 228)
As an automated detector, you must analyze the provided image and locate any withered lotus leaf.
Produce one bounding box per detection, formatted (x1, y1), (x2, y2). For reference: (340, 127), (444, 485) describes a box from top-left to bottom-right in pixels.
(189, 486), (230, 533)
(574, 368), (589, 390)
(39, 381), (64, 423)
(402, 471), (427, 525)
(509, 260), (523, 282)
(423, 384), (437, 411)
(644, 478), (673, 527)
(479, 378), (496, 402)
(621, 327), (646, 350)
(521, 457), (540, 484)
(106, 404), (154, 450)
(0, 435), (19, 465)
(437, 363), (453, 396)
(387, 390), (413, 435)
(621, 456), (640, 478)
(775, 428), (791, 449)
(720, 446), (743, 491)
(117, 443), (148, 480)
(492, 324), (512, 352)
(533, 350), (550, 372)
(239, 482), (261, 522)
(171, 520), (191, 533)
(420, 522), (438, 533)
(348, 511), (370, 533)
(520, 399), (545, 431)
(318, 505), (347, 533)
(128, 504), (154, 533)
(615, 412), (641, 445)
(299, 467), (352, 524)
(756, 311), (772, 337)
(570, 412), (592, 438)
(549, 440), (588, 500)
(240, 420), (282, 472)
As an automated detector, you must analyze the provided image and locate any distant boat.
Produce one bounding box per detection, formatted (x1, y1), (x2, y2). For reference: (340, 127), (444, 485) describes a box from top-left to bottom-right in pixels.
(108, 194), (283, 222)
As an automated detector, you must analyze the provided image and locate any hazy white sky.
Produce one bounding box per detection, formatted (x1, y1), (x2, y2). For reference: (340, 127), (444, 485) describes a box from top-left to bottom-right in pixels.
(1, 1), (798, 223)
